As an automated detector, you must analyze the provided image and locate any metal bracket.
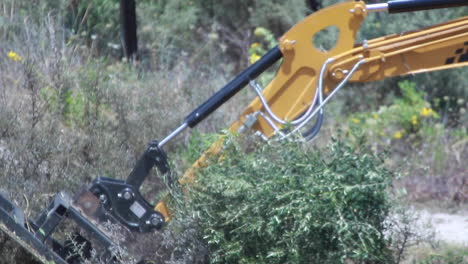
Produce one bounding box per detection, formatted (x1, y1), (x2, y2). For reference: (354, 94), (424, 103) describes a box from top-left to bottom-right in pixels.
(79, 140), (171, 233)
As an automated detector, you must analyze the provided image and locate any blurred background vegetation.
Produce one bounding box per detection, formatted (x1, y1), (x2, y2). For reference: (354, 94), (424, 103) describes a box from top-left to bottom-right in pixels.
(0, 0), (467, 263)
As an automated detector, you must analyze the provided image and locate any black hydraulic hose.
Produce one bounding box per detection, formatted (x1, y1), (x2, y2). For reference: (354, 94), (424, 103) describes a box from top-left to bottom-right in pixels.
(302, 111), (324, 141)
(184, 46), (283, 128)
(388, 0), (468, 13)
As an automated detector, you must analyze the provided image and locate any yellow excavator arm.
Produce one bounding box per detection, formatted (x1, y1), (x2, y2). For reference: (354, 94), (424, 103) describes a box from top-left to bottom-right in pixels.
(233, 1), (468, 138)
(156, 0), (468, 220)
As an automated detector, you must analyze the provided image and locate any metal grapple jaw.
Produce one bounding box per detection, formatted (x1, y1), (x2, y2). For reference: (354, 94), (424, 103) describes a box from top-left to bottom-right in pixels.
(0, 191), (119, 263)
(0, 141), (172, 263)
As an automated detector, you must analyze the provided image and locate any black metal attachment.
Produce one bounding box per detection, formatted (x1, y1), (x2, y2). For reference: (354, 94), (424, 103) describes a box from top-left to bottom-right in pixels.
(388, 0), (468, 13)
(127, 140), (170, 188)
(0, 192), (120, 264)
(88, 178), (165, 232)
(85, 140), (170, 232)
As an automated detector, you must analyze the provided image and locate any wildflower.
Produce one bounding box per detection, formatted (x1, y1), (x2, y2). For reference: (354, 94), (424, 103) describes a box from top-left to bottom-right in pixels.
(420, 107), (434, 117)
(250, 54), (261, 64)
(7, 51), (22, 62)
(393, 131), (403, 139)
(372, 114), (379, 120)
(351, 118), (360, 124)
(411, 115), (418, 125)
(250, 42), (261, 49)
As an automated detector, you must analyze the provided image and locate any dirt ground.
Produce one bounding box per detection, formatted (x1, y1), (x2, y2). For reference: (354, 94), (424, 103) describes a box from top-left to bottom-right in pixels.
(417, 208), (468, 245)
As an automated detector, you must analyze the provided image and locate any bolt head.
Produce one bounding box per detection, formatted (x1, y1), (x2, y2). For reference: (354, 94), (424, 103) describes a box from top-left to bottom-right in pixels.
(351, 4), (366, 16)
(99, 194), (107, 204)
(149, 214), (164, 228)
(122, 190), (133, 200)
(332, 68), (346, 80)
(281, 39), (295, 51)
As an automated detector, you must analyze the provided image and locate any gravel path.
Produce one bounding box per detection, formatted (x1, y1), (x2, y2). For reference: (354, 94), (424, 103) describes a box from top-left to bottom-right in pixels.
(417, 209), (468, 245)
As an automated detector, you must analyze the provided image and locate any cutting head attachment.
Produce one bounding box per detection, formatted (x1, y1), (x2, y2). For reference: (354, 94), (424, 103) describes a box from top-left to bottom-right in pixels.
(0, 141), (172, 263)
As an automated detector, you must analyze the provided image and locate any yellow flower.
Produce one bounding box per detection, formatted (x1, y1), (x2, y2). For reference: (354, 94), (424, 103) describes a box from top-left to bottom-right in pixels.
(372, 114), (379, 120)
(250, 42), (261, 49)
(411, 115), (418, 125)
(249, 54), (261, 64)
(420, 107), (433, 117)
(7, 51), (22, 62)
(351, 118), (360, 124)
(393, 131), (403, 139)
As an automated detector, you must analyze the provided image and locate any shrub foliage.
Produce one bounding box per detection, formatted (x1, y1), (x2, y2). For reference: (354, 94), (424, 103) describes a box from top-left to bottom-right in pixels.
(186, 135), (395, 263)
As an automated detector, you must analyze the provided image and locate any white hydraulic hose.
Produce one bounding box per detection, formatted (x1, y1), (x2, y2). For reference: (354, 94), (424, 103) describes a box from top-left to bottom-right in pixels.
(279, 58), (366, 140)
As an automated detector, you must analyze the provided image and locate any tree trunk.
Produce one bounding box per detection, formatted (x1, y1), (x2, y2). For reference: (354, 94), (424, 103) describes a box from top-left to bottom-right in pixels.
(120, 0), (138, 60)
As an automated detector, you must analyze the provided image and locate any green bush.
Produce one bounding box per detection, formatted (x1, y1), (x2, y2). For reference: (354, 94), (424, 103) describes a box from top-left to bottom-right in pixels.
(348, 80), (439, 142)
(343, 82), (466, 202)
(185, 134), (395, 263)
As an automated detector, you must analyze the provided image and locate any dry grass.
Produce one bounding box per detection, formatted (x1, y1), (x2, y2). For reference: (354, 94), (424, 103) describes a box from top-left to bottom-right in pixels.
(0, 8), (253, 263)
